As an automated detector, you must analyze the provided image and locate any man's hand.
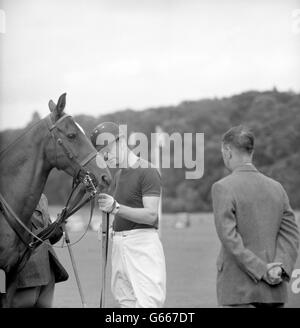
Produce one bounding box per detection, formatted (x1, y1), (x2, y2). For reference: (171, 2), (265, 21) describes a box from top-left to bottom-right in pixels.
(263, 262), (283, 285)
(268, 266), (282, 284)
(98, 193), (115, 213)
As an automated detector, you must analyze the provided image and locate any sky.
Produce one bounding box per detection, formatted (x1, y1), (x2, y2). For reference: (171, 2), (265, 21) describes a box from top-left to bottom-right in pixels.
(0, 0), (299, 130)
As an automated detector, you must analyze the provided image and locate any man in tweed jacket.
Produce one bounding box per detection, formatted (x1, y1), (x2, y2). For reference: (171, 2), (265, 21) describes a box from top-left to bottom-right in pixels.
(212, 125), (299, 307)
(12, 194), (68, 307)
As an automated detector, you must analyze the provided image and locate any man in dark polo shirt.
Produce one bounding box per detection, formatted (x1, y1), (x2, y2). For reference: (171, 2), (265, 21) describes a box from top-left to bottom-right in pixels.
(90, 122), (166, 308)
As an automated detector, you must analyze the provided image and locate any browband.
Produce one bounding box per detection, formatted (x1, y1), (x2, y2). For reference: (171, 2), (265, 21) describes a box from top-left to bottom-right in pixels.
(48, 114), (72, 131)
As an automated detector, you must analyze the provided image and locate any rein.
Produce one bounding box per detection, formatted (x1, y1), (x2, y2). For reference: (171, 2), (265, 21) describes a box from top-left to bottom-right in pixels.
(29, 174), (97, 249)
(100, 169), (122, 308)
(0, 113), (100, 256)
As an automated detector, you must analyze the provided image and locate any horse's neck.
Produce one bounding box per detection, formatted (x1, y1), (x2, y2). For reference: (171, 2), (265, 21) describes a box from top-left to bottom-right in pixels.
(0, 121), (52, 223)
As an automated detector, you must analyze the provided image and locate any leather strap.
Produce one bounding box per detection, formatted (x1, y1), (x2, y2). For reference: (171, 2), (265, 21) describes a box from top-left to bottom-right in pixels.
(0, 193), (33, 248)
(80, 151), (98, 167)
(99, 169), (122, 308)
(48, 114), (72, 131)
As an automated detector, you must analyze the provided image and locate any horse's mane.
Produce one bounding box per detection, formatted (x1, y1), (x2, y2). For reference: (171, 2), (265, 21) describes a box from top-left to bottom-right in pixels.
(0, 119), (43, 161)
(0, 111), (69, 161)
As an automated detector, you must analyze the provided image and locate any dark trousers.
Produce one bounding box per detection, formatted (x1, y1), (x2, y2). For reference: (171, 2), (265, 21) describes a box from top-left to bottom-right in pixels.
(11, 271), (55, 308)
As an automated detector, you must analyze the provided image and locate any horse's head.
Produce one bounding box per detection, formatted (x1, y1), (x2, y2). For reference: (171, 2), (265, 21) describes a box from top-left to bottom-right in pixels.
(45, 93), (111, 191)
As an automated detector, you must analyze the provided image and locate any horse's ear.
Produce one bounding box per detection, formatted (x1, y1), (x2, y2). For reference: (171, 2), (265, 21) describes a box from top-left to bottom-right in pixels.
(56, 93), (67, 115)
(48, 100), (56, 112)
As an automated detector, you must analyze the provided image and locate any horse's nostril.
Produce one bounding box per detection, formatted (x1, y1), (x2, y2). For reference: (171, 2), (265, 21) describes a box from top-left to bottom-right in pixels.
(102, 175), (111, 186)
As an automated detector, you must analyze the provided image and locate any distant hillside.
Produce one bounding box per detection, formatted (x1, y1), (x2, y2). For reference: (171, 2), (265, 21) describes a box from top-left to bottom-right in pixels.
(1, 89), (299, 211)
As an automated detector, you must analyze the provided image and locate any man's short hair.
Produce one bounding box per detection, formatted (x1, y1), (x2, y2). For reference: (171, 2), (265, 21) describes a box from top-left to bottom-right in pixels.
(222, 125), (254, 155)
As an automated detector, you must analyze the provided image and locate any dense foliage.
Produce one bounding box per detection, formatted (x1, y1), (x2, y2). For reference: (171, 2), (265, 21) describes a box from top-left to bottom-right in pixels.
(1, 89), (299, 211)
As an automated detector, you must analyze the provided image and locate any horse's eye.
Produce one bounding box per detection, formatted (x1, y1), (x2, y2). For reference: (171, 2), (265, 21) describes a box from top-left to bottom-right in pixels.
(67, 133), (77, 139)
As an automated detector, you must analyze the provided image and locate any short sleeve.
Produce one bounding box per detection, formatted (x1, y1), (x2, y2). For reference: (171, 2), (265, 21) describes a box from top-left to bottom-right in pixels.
(141, 168), (161, 197)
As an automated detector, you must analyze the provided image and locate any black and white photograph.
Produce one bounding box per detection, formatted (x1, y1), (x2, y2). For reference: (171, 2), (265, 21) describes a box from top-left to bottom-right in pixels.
(0, 0), (300, 312)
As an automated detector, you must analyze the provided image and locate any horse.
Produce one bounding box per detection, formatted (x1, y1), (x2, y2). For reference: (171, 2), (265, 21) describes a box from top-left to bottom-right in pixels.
(0, 93), (111, 307)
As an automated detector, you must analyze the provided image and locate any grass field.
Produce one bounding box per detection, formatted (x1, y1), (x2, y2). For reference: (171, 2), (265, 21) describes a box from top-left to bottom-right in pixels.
(50, 208), (300, 308)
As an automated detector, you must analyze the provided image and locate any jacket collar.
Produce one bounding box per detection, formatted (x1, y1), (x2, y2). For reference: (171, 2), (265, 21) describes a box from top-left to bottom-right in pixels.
(232, 163), (258, 173)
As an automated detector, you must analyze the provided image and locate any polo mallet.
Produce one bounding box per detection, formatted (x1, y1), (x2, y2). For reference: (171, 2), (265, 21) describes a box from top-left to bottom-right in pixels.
(100, 211), (110, 308)
(60, 174), (97, 308)
(62, 221), (87, 308)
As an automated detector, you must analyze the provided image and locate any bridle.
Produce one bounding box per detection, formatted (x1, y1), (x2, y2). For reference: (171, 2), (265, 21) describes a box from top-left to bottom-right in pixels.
(45, 113), (99, 184)
(0, 113), (107, 265)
